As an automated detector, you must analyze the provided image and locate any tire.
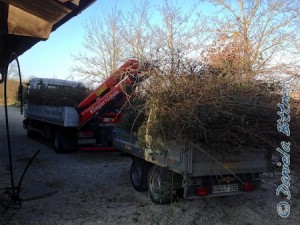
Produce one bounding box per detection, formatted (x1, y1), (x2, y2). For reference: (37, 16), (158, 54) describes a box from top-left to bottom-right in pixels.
(54, 130), (64, 153)
(148, 166), (182, 204)
(27, 129), (37, 139)
(130, 159), (152, 192)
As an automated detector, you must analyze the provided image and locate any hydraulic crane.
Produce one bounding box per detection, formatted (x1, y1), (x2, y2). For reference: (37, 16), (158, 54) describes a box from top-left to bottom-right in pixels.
(76, 59), (141, 126)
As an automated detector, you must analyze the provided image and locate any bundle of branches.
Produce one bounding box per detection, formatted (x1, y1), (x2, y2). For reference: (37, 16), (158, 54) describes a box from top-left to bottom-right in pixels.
(25, 86), (89, 106)
(124, 73), (299, 152)
(117, 96), (147, 133)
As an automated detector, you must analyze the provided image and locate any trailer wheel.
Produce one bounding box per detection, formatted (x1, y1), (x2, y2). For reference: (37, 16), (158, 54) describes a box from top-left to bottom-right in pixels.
(148, 166), (182, 204)
(130, 159), (152, 192)
(54, 130), (64, 153)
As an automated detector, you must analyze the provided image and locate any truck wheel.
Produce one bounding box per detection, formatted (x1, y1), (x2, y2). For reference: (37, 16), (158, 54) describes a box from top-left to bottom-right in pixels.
(27, 129), (37, 139)
(148, 166), (182, 204)
(130, 159), (152, 192)
(54, 130), (64, 153)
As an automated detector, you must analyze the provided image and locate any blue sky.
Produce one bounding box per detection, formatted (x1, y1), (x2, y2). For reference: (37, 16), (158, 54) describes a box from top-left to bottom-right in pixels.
(19, 0), (103, 81)
(18, 0), (215, 81)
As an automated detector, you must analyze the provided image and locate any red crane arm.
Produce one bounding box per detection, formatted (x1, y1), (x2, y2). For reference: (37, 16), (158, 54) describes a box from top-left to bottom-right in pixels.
(77, 59), (141, 126)
(76, 59), (140, 112)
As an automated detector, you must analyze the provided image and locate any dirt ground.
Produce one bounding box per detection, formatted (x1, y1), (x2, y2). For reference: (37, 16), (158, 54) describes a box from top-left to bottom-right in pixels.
(0, 106), (299, 225)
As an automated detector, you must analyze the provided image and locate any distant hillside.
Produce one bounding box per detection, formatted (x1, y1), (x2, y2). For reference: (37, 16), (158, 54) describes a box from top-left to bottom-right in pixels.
(0, 79), (22, 105)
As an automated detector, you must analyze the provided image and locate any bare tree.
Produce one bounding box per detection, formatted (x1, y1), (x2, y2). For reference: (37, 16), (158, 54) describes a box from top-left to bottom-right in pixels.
(202, 32), (247, 80)
(71, 0), (212, 84)
(7, 61), (20, 80)
(152, 0), (204, 75)
(72, 5), (124, 86)
(121, 0), (153, 61)
(208, 0), (300, 80)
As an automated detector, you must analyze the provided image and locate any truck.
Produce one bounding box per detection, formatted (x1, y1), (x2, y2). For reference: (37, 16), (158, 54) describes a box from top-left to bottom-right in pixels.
(23, 59), (142, 152)
(23, 59), (272, 204)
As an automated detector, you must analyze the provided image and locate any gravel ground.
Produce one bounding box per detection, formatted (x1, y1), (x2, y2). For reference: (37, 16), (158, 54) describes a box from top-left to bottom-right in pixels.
(0, 106), (299, 225)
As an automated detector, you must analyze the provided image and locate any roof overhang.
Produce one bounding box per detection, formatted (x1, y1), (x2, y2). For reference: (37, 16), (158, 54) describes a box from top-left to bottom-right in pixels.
(0, 0), (96, 82)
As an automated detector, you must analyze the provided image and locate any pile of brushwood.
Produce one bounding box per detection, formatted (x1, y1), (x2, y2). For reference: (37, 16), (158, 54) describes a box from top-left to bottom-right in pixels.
(24, 86), (89, 106)
(119, 72), (299, 153)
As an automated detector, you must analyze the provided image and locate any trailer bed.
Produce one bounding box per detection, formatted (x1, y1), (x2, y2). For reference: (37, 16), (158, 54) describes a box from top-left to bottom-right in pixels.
(113, 128), (271, 176)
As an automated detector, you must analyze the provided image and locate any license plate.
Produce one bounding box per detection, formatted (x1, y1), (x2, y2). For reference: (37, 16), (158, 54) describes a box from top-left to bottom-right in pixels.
(78, 139), (96, 144)
(212, 183), (239, 193)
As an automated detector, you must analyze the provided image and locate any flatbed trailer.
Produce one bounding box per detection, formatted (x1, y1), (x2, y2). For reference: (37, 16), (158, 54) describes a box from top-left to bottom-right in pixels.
(113, 128), (272, 204)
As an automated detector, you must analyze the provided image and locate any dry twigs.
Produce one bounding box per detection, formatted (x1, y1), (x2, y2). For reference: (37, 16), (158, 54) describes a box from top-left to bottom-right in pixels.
(24, 87), (89, 106)
(121, 72), (299, 153)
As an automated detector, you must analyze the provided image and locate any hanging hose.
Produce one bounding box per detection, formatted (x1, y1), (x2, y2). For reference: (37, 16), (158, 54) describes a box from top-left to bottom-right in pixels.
(16, 150), (40, 198)
(4, 52), (19, 200)
(1, 52), (40, 212)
